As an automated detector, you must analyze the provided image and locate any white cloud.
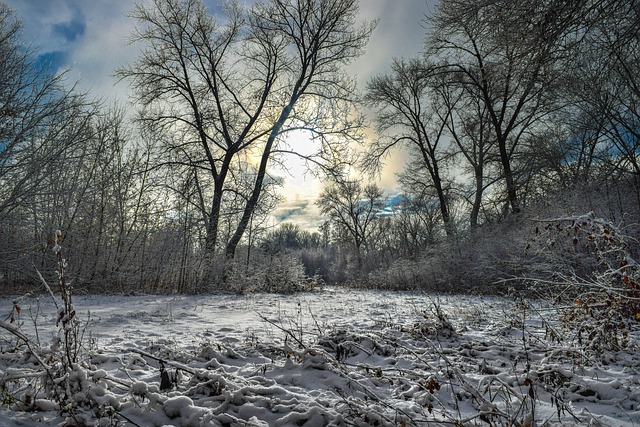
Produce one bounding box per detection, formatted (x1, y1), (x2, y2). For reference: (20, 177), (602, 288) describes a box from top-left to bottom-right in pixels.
(6, 0), (136, 101)
(67, 1), (137, 101)
(271, 194), (324, 232)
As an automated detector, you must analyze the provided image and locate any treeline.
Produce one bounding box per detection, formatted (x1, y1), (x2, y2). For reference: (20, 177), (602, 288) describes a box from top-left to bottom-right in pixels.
(309, 0), (640, 291)
(0, 0), (638, 294)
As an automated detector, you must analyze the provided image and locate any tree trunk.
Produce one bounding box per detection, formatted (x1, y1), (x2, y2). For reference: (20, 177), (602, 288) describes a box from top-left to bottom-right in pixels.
(418, 145), (453, 237)
(433, 174), (452, 236)
(202, 153), (233, 278)
(470, 166), (483, 230)
(498, 138), (521, 214)
(225, 103), (294, 259)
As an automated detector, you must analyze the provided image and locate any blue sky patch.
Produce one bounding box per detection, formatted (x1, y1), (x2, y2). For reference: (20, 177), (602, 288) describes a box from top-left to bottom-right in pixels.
(277, 206), (305, 222)
(53, 19), (85, 42)
(36, 51), (67, 73)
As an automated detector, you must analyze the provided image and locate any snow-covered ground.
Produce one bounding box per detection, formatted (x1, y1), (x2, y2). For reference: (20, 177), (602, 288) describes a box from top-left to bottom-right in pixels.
(0, 288), (639, 426)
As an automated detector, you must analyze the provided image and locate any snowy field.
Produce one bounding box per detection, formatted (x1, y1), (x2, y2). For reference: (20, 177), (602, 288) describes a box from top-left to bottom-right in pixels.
(0, 288), (639, 426)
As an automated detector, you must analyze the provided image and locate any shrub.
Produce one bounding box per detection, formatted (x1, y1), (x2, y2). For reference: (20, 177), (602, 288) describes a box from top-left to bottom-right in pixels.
(0, 231), (104, 422)
(224, 252), (321, 294)
(528, 213), (639, 353)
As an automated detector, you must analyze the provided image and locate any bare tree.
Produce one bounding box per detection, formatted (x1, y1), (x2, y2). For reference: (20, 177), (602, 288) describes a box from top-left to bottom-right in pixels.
(118, 0), (277, 263)
(317, 180), (385, 264)
(437, 76), (499, 230)
(224, 0), (373, 259)
(427, 0), (580, 215)
(119, 0), (373, 269)
(365, 58), (455, 236)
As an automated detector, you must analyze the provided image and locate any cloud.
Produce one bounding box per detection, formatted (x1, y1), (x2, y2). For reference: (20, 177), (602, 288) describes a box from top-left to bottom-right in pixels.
(350, 0), (434, 82)
(349, 1), (436, 193)
(6, 0), (433, 107)
(8, 0), (83, 52)
(67, 1), (138, 101)
(274, 199), (309, 222)
(52, 19), (85, 42)
(272, 195), (323, 232)
(6, 0), (136, 101)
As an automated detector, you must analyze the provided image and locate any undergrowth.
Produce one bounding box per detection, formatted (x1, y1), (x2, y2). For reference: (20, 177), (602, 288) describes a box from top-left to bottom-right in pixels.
(527, 213), (640, 357)
(0, 231), (123, 425)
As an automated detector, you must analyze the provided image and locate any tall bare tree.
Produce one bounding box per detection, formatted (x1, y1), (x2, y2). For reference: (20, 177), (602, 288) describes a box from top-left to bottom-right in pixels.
(365, 58), (455, 236)
(223, 0), (373, 259)
(119, 0), (276, 262)
(119, 0), (373, 268)
(427, 0), (581, 215)
(437, 76), (499, 229)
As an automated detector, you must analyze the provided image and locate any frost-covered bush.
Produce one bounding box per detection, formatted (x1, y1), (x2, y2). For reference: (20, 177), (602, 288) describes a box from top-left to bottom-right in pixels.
(365, 257), (440, 290)
(528, 213), (639, 353)
(0, 231), (110, 422)
(224, 253), (321, 293)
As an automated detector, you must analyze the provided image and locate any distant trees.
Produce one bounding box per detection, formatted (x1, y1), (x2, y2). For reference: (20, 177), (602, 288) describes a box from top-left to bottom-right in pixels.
(261, 223), (321, 253)
(316, 180), (385, 264)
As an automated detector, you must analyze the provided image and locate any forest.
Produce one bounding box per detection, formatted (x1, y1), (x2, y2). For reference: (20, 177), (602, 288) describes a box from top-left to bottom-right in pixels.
(1, 0), (639, 297)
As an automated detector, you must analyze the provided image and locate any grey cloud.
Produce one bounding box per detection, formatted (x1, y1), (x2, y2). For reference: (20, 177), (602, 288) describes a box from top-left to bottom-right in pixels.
(8, 0), (83, 52)
(349, 0), (434, 84)
(52, 19), (85, 43)
(7, 0), (136, 100)
(272, 198), (323, 231)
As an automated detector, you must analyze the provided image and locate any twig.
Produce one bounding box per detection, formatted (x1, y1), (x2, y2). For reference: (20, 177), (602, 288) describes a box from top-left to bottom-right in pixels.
(125, 347), (197, 375)
(257, 313), (307, 349)
(0, 320), (32, 345)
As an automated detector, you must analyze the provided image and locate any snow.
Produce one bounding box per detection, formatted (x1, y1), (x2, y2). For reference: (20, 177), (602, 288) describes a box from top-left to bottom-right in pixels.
(0, 288), (639, 426)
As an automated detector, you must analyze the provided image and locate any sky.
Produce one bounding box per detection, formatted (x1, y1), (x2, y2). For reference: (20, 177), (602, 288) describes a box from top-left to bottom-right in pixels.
(6, 0), (434, 232)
